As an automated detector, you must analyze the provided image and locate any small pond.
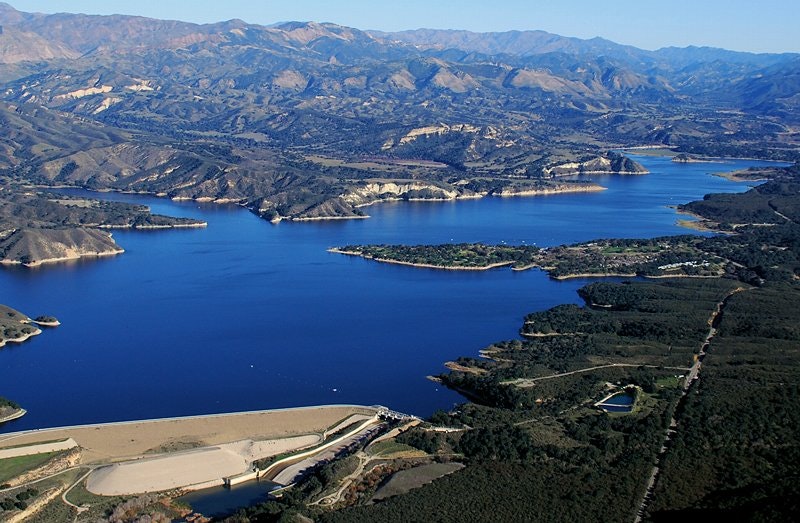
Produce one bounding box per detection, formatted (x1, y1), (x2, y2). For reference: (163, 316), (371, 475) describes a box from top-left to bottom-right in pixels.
(177, 480), (281, 519)
(597, 392), (635, 413)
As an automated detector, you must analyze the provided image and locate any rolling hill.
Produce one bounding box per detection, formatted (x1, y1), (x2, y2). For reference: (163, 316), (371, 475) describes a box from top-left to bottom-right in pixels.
(0, 2), (796, 228)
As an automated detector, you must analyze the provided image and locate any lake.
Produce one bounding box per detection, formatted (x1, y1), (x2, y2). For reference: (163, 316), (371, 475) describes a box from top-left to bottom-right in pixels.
(0, 156), (781, 431)
(597, 391), (636, 413)
(177, 480), (280, 519)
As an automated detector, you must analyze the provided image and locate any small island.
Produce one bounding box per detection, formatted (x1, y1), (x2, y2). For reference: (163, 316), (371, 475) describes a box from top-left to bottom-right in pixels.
(32, 315), (60, 327)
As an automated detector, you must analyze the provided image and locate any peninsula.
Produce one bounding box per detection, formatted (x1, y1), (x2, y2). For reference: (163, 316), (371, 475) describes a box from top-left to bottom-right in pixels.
(0, 304), (59, 347)
(331, 236), (730, 280)
(314, 161), (800, 523)
(0, 303), (59, 424)
(0, 185), (206, 267)
(332, 164), (800, 282)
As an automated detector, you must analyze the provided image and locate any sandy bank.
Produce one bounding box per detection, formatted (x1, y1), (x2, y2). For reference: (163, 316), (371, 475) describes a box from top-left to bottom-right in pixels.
(444, 361), (486, 374)
(673, 209), (731, 234)
(0, 248), (124, 268)
(491, 185), (606, 197)
(329, 249), (516, 271)
(85, 414), (379, 495)
(0, 437), (76, 459)
(291, 215), (370, 222)
(281, 184), (609, 222)
(87, 446), (249, 495)
(510, 263), (540, 272)
(30, 319), (60, 327)
(96, 222), (208, 229)
(552, 272), (637, 280)
(552, 169), (648, 176)
(0, 328), (42, 347)
(676, 219), (718, 233)
(0, 409), (27, 424)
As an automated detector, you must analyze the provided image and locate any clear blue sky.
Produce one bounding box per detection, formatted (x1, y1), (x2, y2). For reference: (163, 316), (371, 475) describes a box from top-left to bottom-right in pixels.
(9, 0), (800, 53)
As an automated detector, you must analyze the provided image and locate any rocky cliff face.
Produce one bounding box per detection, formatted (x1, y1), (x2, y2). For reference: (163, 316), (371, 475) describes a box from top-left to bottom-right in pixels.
(545, 153), (648, 176)
(343, 181), (464, 207)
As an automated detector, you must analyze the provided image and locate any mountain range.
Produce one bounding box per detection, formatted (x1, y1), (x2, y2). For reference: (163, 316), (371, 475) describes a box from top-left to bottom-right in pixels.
(0, 2), (798, 224)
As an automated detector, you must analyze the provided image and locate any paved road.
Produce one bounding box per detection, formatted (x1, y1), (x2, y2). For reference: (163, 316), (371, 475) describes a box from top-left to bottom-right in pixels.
(271, 426), (380, 485)
(262, 417), (380, 485)
(634, 287), (745, 522)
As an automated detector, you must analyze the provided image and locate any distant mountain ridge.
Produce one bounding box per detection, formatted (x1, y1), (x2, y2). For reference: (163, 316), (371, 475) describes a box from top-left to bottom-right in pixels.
(369, 27), (797, 64)
(0, 2), (797, 226)
(370, 28), (648, 60)
(1, 3), (796, 70)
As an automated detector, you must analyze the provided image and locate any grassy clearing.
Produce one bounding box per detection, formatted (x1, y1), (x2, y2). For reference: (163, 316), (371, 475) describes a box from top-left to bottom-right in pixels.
(367, 441), (422, 457)
(370, 463), (464, 502)
(64, 480), (130, 523)
(2, 466), (84, 494)
(64, 475), (125, 512)
(0, 451), (61, 483)
(656, 375), (683, 389)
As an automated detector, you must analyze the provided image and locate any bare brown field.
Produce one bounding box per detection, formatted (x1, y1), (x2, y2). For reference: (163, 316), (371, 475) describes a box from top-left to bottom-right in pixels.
(0, 405), (376, 464)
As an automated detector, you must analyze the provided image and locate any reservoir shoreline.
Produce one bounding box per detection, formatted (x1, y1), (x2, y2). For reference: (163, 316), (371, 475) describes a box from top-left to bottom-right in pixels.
(0, 155), (783, 432)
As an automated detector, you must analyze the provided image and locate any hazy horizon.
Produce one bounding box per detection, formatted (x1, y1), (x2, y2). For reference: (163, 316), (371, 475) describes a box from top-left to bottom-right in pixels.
(7, 0), (800, 54)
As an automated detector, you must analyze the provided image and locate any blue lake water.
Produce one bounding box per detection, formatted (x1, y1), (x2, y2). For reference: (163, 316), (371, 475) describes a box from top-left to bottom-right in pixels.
(0, 156), (782, 431)
(177, 481), (280, 518)
(598, 392), (636, 413)
(603, 393), (635, 406)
